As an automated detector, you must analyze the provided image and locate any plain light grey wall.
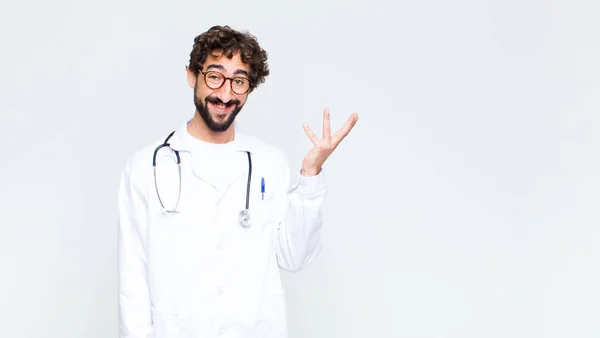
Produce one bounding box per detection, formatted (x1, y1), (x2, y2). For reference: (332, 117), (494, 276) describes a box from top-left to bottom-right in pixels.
(1, 0), (599, 337)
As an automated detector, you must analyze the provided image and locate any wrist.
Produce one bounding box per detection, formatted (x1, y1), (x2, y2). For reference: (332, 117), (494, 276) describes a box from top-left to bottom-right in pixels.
(301, 167), (322, 176)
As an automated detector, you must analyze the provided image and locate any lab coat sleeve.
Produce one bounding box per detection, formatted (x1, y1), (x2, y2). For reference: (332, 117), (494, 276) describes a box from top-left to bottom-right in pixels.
(117, 158), (153, 338)
(274, 155), (326, 272)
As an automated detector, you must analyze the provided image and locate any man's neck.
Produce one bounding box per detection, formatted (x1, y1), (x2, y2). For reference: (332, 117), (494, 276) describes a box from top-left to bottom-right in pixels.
(187, 114), (234, 144)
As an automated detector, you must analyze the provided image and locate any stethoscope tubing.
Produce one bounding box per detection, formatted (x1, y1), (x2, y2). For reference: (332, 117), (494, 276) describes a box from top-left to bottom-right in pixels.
(152, 131), (253, 226)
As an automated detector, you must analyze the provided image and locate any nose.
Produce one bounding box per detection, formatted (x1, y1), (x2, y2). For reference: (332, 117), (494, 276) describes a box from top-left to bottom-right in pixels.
(216, 78), (234, 102)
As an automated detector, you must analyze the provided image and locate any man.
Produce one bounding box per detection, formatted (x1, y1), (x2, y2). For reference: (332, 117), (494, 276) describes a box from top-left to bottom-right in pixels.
(118, 25), (358, 338)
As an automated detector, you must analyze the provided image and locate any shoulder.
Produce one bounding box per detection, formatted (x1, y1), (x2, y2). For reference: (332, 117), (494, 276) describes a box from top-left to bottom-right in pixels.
(120, 135), (165, 186)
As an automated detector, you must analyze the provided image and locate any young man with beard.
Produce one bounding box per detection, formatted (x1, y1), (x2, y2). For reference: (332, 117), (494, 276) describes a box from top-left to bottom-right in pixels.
(117, 25), (358, 338)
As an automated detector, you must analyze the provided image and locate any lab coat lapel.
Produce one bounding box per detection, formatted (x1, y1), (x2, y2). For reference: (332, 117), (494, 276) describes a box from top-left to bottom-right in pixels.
(210, 130), (254, 198)
(190, 149), (247, 194)
(167, 122), (254, 195)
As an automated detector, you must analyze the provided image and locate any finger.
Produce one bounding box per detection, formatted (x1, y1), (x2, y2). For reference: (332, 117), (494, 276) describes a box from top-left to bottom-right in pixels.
(323, 108), (331, 143)
(303, 122), (320, 144)
(332, 112), (359, 145)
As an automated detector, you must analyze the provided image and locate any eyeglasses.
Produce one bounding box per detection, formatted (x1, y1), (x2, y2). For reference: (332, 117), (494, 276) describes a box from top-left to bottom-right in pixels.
(199, 70), (252, 95)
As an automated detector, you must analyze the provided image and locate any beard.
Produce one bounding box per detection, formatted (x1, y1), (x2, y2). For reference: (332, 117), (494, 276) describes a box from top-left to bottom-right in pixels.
(193, 83), (244, 133)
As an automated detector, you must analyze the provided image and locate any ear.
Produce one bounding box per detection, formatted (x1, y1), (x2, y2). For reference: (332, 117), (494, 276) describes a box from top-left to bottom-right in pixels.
(186, 66), (197, 88)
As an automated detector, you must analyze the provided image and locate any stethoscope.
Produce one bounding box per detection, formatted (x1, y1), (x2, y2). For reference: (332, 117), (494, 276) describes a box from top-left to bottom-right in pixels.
(152, 131), (253, 228)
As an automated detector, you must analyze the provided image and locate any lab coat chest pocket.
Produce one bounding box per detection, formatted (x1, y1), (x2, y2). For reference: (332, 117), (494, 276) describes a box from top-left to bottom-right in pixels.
(248, 178), (277, 232)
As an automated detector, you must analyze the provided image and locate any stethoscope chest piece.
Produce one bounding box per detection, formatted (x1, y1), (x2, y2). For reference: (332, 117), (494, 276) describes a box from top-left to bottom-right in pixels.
(239, 209), (252, 228)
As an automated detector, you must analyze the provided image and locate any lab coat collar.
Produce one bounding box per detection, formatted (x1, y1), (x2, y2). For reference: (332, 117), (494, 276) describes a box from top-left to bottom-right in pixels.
(165, 120), (255, 193)
(167, 120), (255, 154)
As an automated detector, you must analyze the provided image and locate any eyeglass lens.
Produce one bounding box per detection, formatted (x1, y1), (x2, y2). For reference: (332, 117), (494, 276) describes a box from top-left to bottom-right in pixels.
(204, 71), (250, 94)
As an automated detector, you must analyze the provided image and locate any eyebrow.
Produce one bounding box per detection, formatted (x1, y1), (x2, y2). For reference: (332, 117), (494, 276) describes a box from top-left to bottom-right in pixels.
(205, 64), (249, 77)
(234, 69), (249, 77)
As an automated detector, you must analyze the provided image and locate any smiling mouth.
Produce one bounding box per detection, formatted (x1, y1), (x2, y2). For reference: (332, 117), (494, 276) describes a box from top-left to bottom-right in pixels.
(209, 101), (233, 115)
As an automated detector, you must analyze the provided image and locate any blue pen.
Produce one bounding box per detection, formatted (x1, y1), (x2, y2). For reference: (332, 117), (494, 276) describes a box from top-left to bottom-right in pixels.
(261, 177), (265, 200)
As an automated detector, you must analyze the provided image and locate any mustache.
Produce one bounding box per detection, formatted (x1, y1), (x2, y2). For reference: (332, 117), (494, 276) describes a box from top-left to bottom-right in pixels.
(205, 96), (240, 107)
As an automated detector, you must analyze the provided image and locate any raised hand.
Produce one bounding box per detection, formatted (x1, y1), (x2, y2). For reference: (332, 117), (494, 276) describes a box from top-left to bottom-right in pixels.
(301, 108), (359, 176)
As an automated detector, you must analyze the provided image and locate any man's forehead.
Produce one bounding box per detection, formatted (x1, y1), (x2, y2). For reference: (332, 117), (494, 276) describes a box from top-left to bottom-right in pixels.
(205, 51), (249, 72)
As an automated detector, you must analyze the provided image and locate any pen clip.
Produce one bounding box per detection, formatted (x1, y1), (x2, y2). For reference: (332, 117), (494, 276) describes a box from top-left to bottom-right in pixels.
(261, 177), (265, 200)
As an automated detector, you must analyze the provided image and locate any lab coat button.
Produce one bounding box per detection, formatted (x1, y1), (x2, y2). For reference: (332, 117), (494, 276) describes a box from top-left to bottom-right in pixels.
(216, 287), (223, 296)
(218, 328), (226, 336)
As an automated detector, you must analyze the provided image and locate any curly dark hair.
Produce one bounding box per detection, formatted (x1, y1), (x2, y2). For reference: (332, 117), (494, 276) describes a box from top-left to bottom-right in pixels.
(188, 25), (270, 92)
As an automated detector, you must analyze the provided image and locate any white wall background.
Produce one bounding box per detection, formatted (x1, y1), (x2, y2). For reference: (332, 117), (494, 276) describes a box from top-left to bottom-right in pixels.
(1, 0), (599, 337)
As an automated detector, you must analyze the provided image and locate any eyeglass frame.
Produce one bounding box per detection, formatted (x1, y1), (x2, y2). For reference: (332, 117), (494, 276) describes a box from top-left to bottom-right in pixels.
(198, 70), (253, 95)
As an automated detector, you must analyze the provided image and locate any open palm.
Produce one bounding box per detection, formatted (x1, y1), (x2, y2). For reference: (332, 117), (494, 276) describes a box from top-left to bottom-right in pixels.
(301, 108), (359, 176)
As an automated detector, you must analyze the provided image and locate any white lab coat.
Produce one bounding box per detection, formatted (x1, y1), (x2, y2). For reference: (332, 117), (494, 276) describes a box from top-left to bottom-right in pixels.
(117, 121), (325, 338)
